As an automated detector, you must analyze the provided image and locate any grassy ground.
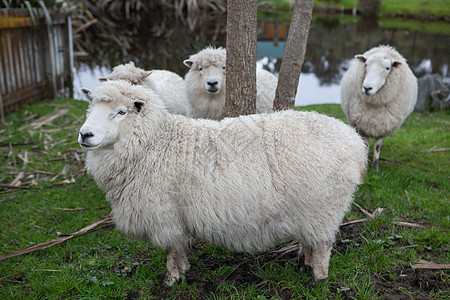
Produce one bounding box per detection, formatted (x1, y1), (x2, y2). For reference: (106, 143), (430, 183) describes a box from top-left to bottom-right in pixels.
(0, 98), (449, 299)
(313, 0), (450, 18)
(260, 0), (450, 19)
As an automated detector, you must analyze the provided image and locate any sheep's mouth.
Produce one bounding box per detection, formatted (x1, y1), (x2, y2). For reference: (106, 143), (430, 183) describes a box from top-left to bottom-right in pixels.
(79, 143), (100, 150)
(207, 88), (220, 94)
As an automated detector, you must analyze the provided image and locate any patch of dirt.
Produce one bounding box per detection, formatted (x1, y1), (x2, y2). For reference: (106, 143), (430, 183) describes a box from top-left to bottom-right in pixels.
(335, 220), (366, 253)
(372, 268), (449, 300)
(130, 223), (448, 299)
(149, 243), (302, 299)
(125, 289), (143, 299)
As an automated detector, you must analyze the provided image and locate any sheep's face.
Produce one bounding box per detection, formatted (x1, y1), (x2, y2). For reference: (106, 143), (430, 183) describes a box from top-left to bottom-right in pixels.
(78, 89), (146, 150)
(356, 53), (401, 96)
(184, 60), (226, 95)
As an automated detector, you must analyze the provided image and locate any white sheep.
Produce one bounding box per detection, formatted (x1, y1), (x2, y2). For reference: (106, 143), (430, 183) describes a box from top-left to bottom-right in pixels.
(100, 61), (192, 116)
(78, 80), (367, 287)
(340, 45), (418, 171)
(183, 46), (278, 120)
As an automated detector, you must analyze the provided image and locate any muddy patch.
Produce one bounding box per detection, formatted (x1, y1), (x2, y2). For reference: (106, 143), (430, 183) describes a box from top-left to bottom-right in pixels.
(373, 269), (449, 299)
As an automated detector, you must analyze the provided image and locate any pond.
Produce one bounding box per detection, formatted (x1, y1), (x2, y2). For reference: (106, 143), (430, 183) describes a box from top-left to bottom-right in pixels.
(72, 11), (449, 107)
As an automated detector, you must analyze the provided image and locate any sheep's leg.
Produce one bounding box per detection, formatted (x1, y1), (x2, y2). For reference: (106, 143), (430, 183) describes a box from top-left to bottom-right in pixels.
(304, 247), (313, 267)
(309, 242), (333, 283)
(372, 138), (383, 171)
(176, 250), (190, 280)
(164, 249), (181, 287)
(163, 249), (190, 287)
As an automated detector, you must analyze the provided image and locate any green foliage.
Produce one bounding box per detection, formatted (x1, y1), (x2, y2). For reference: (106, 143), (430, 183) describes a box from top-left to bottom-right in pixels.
(0, 100), (449, 298)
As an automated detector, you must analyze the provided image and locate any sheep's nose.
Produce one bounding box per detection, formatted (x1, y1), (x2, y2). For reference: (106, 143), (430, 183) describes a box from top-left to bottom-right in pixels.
(207, 80), (218, 87)
(363, 86), (373, 92)
(80, 131), (94, 140)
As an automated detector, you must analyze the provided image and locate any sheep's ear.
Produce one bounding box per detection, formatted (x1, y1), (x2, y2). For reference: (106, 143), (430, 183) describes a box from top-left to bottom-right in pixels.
(98, 77), (107, 82)
(142, 71), (153, 78)
(355, 55), (366, 63)
(80, 88), (93, 102)
(183, 60), (193, 68)
(392, 60), (402, 68)
(133, 100), (146, 113)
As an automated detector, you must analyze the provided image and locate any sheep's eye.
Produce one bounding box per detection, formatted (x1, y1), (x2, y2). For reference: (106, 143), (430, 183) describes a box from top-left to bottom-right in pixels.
(222, 66), (226, 70)
(131, 80), (138, 85)
(117, 110), (127, 115)
(199, 67), (203, 71)
(386, 67), (390, 70)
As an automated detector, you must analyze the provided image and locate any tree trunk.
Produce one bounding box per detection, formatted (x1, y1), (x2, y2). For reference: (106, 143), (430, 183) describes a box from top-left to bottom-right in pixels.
(358, 0), (381, 17)
(273, 0), (314, 111)
(224, 0), (258, 118)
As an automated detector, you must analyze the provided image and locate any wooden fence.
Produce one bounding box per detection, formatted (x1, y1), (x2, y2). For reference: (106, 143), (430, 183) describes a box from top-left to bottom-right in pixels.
(0, 8), (73, 120)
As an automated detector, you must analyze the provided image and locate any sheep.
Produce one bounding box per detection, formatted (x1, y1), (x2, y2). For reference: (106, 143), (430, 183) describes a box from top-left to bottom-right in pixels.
(183, 46), (278, 120)
(78, 80), (367, 287)
(99, 61), (192, 116)
(340, 45), (418, 171)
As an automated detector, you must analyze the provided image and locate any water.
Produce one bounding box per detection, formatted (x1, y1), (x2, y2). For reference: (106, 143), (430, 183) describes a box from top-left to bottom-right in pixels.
(73, 13), (450, 107)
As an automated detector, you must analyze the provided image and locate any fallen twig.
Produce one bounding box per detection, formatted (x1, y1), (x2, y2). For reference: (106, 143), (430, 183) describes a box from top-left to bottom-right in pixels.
(9, 143), (17, 169)
(411, 260), (450, 270)
(0, 217), (113, 261)
(0, 271), (24, 282)
(353, 202), (371, 217)
(405, 190), (412, 207)
(0, 195), (16, 204)
(19, 109), (69, 130)
(9, 171), (25, 187)
(53, 207), (109, 211)
(353, 203), (384, 219)
(393, 221), (448, 231)
(420, 147), (450, 153)
(340, 218), (368, 227)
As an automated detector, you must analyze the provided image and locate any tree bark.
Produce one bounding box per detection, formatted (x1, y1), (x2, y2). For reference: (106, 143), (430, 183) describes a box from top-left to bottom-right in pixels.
(224, 0), (258, 118)
(273, 0), (314, 111)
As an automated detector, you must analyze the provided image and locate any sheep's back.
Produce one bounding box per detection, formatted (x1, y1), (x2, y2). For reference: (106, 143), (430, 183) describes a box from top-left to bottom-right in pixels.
(154, 111), (366, 252)
(145, 70), (192, 116)
(256, 68), (278, 113)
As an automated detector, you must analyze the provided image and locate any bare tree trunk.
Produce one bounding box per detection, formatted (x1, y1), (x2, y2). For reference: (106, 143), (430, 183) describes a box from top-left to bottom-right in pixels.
(273, 0), (314, 110)
(224, 0), (258, 118)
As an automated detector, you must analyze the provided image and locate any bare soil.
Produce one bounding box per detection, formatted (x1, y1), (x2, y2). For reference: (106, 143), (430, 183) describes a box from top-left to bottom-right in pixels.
(125, 223), (448, 299)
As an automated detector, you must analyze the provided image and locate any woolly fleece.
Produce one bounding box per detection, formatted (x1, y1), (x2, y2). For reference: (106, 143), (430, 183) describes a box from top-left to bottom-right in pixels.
(79, 80), (367, 284)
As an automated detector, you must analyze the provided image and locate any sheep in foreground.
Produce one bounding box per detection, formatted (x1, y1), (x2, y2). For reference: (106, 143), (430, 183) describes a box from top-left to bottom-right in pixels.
(340, 45), (418, 171)
(78, 80), (367, 287)
(100, 61), (192, 116)
(183, 46), (278, 120)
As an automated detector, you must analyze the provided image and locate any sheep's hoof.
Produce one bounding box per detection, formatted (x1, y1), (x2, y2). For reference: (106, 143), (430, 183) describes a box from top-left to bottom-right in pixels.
(306, 277), (324, 288)
(163, 274), (179, 287)
(372, 161), (379, 172)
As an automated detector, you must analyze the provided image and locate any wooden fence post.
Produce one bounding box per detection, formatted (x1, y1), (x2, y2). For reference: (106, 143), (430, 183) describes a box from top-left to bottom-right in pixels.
(66, 15), (74, 98)
(39, 1), (57, 100)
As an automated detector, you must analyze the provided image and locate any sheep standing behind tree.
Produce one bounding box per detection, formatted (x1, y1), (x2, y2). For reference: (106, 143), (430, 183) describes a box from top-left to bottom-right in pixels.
(183, 46), (278, 120)
(78, 80), (367, 287)
(99, 62), (192, 116)
(340, 45), (418, 171)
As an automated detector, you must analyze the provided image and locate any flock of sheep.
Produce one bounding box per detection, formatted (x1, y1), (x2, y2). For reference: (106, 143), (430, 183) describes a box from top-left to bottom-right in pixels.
(77, 45), (418, 286)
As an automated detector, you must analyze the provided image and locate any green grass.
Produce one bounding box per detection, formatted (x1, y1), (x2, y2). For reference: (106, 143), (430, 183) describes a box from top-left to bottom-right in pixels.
(1, 98), (449, 299)
(312, 0), (449, 18)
